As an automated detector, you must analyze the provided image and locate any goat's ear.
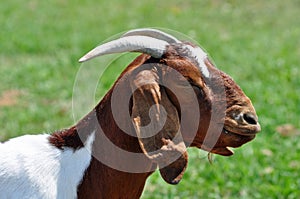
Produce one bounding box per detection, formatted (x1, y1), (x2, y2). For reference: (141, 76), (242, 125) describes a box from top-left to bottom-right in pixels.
(130, 68), (188, 185)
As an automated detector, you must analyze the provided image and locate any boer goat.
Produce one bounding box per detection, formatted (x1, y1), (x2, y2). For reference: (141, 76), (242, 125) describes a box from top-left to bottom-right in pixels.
(0, 28), (260, 199)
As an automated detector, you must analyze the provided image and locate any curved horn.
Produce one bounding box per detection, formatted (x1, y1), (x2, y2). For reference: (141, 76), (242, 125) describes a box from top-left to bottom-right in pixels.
(122, 28), (181, 44)
(79, 36), (168, 63)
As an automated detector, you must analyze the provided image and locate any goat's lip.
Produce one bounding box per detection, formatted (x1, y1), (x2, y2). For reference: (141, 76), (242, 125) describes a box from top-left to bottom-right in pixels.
(223, 124), (260, 136)
(222, 127), (257, 144)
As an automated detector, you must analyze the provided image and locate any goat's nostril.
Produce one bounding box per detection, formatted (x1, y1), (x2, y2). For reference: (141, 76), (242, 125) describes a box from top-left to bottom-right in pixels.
(243, 113), (258, 125)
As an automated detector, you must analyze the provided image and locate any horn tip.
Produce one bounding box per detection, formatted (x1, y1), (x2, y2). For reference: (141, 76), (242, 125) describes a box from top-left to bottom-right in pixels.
(78, 56), (88, 63)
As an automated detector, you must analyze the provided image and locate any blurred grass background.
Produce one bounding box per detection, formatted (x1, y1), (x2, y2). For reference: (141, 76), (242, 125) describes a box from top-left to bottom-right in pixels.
(0, 0), (299, 198)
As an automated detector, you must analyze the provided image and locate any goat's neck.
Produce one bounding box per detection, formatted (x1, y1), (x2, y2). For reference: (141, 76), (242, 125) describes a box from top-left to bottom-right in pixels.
(49, 55), (155, 198)
(75, 85), (155, 199)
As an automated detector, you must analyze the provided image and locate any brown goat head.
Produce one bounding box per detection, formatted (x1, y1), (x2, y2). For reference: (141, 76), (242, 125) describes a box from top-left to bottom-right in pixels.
(79, 28), (261, 184)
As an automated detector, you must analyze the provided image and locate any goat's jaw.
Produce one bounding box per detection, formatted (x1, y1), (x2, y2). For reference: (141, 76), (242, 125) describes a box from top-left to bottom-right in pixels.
(190, 125), (258, 156)
(199, 144), (235, 156)
(210, 147), (234, 156)
(218, 128), (257, 155)
(198, 135), (256, 156)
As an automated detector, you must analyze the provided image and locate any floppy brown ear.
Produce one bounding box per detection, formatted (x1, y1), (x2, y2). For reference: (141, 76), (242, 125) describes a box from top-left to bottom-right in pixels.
(130, 67), (188, 184)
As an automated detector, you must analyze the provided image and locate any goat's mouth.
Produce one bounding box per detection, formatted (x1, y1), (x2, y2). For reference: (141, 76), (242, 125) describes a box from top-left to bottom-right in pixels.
(223, 123), (261, 136)
(190, 123), (260, 156)
(210, 127), (257, 156)
(200, 127), (258, 156)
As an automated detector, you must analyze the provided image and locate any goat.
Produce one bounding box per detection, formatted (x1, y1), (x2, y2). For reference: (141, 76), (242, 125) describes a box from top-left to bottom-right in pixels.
(0, 28), (261, 199)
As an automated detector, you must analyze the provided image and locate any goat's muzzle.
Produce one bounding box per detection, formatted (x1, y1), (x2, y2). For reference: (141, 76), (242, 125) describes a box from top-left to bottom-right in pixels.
(212, 108), (261, 156)
(197, 107), (261, 156)
(224, 105), (261, 136)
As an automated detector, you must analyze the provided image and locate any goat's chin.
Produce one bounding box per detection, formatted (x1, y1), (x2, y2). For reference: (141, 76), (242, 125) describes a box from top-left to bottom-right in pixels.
(197, 144), (235, 156)
(210, 147), (234, 156)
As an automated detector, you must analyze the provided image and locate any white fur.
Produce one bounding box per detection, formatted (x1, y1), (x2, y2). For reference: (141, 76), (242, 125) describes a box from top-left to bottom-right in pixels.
(185, 45), (210, 78)
(0, 132), (95, 199)
(193, 47), (210, 78)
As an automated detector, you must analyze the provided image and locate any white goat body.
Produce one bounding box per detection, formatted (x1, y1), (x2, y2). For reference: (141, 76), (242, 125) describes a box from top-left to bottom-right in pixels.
(0, 133), (95, 199)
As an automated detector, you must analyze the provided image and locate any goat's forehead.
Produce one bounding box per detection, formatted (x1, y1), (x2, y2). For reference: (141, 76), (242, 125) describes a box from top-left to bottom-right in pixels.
(170, 43), (210, 78)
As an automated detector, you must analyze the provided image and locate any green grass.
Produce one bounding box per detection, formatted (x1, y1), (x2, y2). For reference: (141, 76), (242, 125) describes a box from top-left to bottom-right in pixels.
(1, 0), (299, 198)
